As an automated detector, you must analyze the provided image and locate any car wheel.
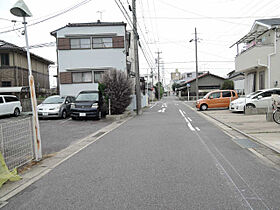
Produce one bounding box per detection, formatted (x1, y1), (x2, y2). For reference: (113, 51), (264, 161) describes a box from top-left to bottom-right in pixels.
(14, 108), (20, 117)
(245, 104), (255, 110)
(61, 110), (67, 119)
(200, 104), (208, 111)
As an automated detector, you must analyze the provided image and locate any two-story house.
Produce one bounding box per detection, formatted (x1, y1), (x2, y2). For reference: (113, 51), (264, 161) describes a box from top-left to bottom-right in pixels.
(231, 18), (280, 94)
(0, 40), (53, 91)
(50, 21), (131, 96)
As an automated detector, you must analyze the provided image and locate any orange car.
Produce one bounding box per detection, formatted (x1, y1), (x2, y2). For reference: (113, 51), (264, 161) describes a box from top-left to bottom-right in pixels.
(196, 90), (238, 111)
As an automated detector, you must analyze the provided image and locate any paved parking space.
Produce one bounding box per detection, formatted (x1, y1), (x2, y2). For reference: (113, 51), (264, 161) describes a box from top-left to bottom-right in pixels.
(0, 115), (113, 156)
(39, 117), (113, 155)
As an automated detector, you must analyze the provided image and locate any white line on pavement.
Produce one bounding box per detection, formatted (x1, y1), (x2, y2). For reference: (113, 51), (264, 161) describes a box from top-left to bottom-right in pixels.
(162, 108), (166, 113)
(150, 102), (158, 109)
(195, 127), (200, 131)
(187, 117), (192, 122)
(179, 109), (195, 131)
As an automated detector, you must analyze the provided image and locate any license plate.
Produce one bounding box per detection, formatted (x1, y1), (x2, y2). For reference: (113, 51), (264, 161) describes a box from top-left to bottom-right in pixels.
(79, 113), (86, 117)
(43, 113), (48, 116)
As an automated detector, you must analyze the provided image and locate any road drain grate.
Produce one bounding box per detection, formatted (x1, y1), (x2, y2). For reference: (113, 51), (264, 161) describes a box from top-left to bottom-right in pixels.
(92, 131), (106, 138)
(232, 138), (260, 148)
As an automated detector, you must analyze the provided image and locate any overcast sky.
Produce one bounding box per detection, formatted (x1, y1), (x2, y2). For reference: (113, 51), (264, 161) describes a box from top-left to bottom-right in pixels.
(1, 0), (280, 88)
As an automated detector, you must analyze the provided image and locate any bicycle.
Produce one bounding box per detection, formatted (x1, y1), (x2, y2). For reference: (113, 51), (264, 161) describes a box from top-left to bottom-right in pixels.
(273, 107), (280, 124)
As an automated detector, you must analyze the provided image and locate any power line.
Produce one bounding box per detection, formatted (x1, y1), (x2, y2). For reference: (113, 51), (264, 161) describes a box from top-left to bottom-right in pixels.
(0, 0), (93, 34)
(142, 15), (280, 20)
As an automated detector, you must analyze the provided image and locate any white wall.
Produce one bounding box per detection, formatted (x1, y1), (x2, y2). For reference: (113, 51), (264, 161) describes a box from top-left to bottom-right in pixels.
(56, 24), (127, 96)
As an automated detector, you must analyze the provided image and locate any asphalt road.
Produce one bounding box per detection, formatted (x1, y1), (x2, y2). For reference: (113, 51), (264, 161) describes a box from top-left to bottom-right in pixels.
(3, 96), (280, 209)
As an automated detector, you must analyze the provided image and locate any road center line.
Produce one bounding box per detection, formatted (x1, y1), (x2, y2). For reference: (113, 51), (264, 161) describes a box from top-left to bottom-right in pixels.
(179, 109), (195, 131)
(195, 127), (200, 131)
(187, 117), (192, 122)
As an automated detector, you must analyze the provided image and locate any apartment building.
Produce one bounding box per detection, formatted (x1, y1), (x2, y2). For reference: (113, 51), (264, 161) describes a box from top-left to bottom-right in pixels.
(231, 18), (280, 94)
(51, 21), (130, 96)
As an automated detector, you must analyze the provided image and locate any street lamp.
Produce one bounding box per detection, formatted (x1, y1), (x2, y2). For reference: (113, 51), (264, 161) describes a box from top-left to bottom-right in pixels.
(10, 0), (42, 161)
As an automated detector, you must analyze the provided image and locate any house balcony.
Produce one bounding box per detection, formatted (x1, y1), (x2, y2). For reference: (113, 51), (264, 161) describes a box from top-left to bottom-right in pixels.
(235, 43), (274, 73)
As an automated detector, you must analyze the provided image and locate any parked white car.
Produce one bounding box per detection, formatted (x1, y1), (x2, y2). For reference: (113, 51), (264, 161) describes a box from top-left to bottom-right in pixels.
(0, 95), (22, 117)
(229, 88), (280, 112)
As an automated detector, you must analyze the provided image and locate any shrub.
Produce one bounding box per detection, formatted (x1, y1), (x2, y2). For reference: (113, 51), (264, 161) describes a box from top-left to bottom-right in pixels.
(221, 80), (234, 90)
(154, 82), (164, 99)
(100, 69), (133, 115)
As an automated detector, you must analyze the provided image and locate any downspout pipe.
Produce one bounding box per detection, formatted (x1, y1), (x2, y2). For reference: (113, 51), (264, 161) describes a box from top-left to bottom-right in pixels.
(267, 27), (277, 88)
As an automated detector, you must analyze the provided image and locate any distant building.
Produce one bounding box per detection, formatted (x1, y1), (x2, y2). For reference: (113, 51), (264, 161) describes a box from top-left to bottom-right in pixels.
(171, 69), (181, 81)
(177, 72), (225, 97)
(51, 21), (130, 96)
(227, 70), (245, 95)
(181, 71), (208, 82)
(0, 40), (53, 92)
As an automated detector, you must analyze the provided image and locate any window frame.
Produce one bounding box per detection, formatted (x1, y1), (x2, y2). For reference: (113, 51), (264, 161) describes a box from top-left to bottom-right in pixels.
(222, 91), (231, 98)
(72, 71), (93, 84)
(92, 37), (113, 49)
(94, 71), (105, 83)
(70, 38), (91, 50)
(1, 53), (9, 66)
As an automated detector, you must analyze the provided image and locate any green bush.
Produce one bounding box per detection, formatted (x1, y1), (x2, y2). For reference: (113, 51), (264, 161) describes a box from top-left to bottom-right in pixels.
(154, 82), (164, 99)
(221, 80), (234, 90)
(100, 69), (133, 115)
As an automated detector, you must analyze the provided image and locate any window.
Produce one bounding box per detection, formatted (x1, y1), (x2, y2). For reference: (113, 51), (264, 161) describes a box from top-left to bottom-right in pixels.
(92, 38), (112, 48)
(222, 91), (231, 98)
(4, 96), (18, 102)
(70, 38), (91, 49)
(1, 81), (11, 87)
(232, 91), (236, 97)
(0, 97), (3, 103)
(209, 92), (220, 99)
(1, 54), (9, 66)
(94, 71), (104, 83)
(72, 72), (92, 83)
(259, 71), (265, 90)
(261, 91), (274, 98)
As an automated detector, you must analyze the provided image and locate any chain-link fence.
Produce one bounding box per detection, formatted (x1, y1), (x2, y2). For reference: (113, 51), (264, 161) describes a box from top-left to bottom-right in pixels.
(0, 117), (33, 170)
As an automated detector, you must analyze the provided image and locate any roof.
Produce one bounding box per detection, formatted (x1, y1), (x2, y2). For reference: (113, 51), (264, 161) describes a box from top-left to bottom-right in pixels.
(230, 18), (280, 48)
(51, 21), (127, 36)
(255, 18), (280, 27)
(0, 40), (54, 65)
(177, 72), (225, 90)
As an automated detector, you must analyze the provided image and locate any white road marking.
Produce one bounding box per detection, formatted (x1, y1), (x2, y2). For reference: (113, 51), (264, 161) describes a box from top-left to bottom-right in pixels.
(195, 127), (200, 131)
(183, 111), (186, 115)
(162, 108), (166, 112)
(150, 102), (158, 109)
(179, 109), (195, 131)
(158, 110), (162, 112)
(187, 117), (192, 122)
(59, 118), (72, 125)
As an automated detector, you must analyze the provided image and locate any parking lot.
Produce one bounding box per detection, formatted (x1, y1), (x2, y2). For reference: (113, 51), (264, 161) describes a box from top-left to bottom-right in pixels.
(0, 115), (113, 156)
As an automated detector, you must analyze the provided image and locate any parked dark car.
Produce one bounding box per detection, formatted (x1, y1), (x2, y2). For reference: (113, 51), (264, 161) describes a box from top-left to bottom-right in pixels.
(37, 95), (75, 119)
(70, 91), (106, 120)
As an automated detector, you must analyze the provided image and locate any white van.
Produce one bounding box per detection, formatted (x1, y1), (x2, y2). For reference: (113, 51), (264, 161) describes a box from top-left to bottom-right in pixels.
(0, 95), (22, 117)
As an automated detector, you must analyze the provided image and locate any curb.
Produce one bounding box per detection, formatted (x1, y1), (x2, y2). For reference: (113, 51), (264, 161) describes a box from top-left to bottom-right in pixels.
(183, 102), (280, 154)
(105, 110), (135, 121)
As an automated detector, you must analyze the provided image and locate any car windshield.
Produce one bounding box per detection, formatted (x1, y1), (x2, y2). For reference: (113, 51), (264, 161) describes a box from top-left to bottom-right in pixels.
(76, 93), (99, 102)
(246, 90), (262, 98)
(43, 96), (65, 104)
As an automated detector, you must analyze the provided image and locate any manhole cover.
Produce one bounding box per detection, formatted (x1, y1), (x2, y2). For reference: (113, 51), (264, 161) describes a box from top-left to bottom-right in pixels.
(232, 138), (260, 148)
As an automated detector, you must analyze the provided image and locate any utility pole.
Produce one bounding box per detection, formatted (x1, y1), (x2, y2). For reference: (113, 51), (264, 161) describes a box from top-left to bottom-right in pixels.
(195, 28), (199, 100)
(156, 51), (162, 100)
(132, 0), (141, 115)
(151, 69), (154, 102)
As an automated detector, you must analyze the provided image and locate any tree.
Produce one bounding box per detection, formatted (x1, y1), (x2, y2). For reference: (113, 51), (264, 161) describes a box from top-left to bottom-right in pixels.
(154, 82), (164, 99)
(221, 80), (234, 90)
(172, 82), (180, 92)
(100, 69), (133, 115)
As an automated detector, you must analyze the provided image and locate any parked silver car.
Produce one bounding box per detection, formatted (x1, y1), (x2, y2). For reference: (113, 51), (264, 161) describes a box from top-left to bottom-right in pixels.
(37, 95), (75, 119)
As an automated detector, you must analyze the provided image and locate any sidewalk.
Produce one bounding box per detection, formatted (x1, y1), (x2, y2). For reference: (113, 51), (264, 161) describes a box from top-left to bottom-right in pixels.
(185, 101), (280, 154)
